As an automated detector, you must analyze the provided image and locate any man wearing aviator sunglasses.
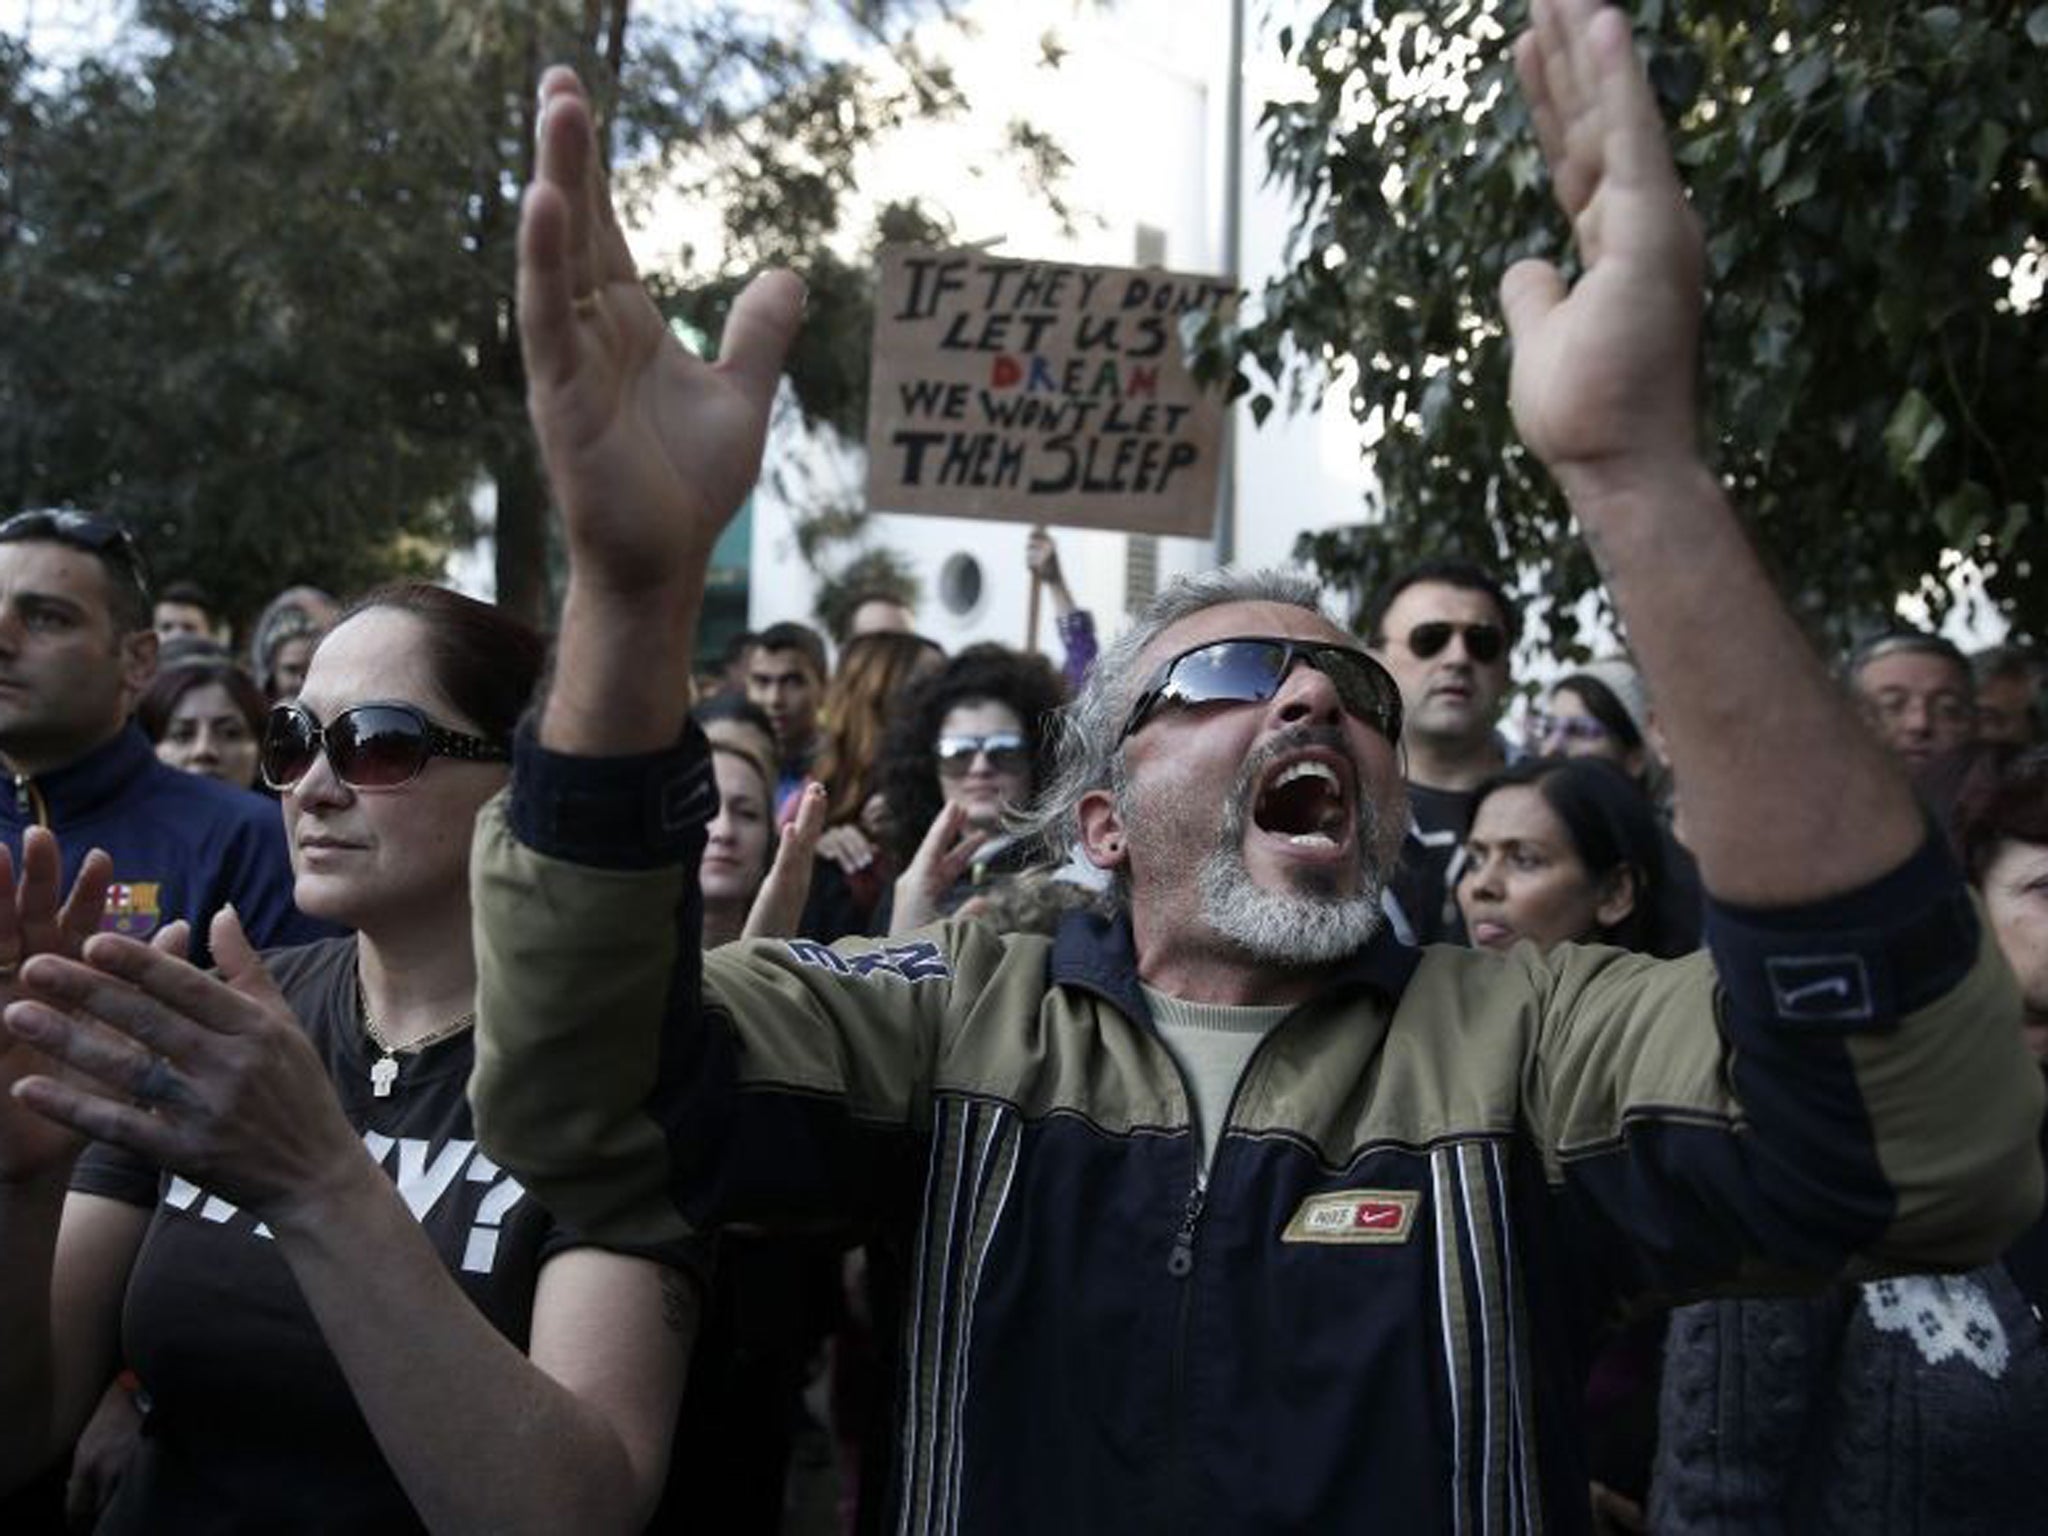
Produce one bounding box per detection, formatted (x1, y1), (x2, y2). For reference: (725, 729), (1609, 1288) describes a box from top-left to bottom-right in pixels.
(473, 9), (2041, 1529)
(0, 508), (329, 968)
(1364, 558), (1521, 943)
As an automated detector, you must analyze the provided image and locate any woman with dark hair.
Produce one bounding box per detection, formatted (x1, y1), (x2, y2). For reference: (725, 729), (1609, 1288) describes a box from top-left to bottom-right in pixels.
(0, 583), (695, 1533)
(1456, 755), (1682, 958)
(876, 643), (1065, 935)
(137, 661), (269, 789)
(1528, 659), (1660, 791)
(1529, 658), (1703, 952)
(1456, 754), (1688, 1533)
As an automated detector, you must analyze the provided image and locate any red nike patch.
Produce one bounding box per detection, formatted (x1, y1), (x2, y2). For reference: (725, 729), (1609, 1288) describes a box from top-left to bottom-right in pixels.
(1281, 1189), (1418, 1245)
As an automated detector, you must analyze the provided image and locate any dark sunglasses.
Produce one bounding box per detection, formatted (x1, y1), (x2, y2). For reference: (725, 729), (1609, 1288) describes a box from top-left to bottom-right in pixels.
(1119, 637), (1404, 745)
(1402, 621), (1505, 664)
(260, 701), (510, 791)
(935, 732), (1030, 778)
(0, 508), (152, 608)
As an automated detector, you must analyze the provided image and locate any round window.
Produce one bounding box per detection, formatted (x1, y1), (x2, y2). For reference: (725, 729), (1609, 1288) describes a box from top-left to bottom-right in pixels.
(938, 553), (984, 617)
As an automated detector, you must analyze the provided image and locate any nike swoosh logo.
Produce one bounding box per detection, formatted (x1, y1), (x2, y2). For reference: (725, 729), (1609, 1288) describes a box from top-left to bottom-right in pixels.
(1782, 976), (1852, 1007)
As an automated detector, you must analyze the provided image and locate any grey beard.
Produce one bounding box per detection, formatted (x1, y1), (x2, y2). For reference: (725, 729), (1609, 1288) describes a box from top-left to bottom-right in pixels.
(1196, 840), (1387, 965)
(1195, 730), (1391, 965)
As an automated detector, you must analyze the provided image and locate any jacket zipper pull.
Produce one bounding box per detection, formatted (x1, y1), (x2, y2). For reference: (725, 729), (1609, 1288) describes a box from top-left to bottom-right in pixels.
(13, 776), (27, 816)
(1167, 1183), (1205, 1278)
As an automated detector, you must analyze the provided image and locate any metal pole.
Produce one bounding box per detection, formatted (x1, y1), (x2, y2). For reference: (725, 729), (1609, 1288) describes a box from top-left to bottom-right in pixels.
(1026, 525), (1045, 650)
(1214, 0), (1245, 568)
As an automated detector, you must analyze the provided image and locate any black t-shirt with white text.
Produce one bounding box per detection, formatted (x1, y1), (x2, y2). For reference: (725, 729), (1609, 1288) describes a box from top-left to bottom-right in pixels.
(72, 935), (699, 1534)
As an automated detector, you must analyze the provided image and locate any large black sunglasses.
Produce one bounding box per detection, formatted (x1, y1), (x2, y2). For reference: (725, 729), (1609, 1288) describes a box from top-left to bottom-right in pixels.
(0, 508), (152, 608)
(1401, 620), (1505, 664)
(260, 701), (510, 791)
(1119, 637), (1404, 745)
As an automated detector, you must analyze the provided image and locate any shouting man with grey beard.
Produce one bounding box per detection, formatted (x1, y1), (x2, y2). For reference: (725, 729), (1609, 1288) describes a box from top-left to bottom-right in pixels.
(1189, 717), (1403, 967)
(1099, 658), (1412, 970)
(468, 2), (2043, 1530)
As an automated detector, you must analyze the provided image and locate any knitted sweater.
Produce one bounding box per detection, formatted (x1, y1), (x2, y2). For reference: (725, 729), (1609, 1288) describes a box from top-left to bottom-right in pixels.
(1654, 1263), (2048, 1533)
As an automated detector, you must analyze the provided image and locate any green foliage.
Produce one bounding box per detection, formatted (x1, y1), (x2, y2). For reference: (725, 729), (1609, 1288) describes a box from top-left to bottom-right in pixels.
(666, 198), (951, 442)
(0, 0), (978, 631)
(1239, 1), (2048, 656)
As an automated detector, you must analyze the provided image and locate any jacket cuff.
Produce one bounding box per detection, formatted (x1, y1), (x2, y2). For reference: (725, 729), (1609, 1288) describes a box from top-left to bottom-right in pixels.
(1702, 827), (1979, 1035)
(506, 717), (716, 870)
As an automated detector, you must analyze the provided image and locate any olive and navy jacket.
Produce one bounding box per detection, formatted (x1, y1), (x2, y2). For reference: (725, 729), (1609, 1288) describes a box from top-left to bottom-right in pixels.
(471, 723), (2044, 1535)
(0, 722), (333, 968)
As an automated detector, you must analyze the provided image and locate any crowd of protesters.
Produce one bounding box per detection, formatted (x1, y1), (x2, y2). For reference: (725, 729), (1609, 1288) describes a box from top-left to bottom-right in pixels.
(0, 2), (2045, 1533)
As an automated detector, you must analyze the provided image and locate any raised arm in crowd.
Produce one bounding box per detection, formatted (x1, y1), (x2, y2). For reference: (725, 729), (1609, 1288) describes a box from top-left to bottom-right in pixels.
(468, 2), (2039, 1530)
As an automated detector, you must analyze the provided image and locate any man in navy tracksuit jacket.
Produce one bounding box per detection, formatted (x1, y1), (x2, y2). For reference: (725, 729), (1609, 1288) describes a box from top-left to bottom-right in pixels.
(0, 513), (328, 967)
(0, 723), (328, 968)
(469, 5), (2047, 1530)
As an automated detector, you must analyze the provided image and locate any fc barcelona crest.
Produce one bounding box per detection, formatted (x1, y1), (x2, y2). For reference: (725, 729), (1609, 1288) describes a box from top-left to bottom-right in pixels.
(103, 881), (163, 938)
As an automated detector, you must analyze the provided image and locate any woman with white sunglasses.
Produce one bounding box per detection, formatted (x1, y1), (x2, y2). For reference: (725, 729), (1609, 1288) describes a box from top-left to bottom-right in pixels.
(876, 644), (1066, 937)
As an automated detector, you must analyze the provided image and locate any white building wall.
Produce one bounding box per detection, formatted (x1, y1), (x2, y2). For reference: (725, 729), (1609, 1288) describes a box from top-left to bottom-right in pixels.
(747, 0), (1379, 662)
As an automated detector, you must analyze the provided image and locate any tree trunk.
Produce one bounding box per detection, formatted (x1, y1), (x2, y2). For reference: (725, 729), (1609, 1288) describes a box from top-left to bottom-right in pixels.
(491, 433), (551, 628)
(483, 15), (549, 626)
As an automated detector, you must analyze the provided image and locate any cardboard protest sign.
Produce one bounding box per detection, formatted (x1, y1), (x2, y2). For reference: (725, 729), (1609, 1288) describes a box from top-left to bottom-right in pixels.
(865, 247), (1236, 537)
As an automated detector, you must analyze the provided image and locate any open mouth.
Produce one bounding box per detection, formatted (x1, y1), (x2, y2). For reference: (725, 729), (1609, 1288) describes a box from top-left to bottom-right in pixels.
(1252, 757), (1352, 850)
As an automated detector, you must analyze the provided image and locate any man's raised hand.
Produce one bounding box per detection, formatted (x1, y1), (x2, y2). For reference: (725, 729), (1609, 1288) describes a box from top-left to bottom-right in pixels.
(518, 67), (804, 600)
(1501, 0), (1705, 500)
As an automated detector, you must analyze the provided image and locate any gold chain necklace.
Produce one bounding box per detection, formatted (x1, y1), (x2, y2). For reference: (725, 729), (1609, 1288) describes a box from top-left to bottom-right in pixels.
(358, 979), (476, 1099)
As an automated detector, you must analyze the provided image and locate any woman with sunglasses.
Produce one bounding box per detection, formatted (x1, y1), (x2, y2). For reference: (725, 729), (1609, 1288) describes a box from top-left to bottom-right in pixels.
(0, 583), (695, 1533)
(1526, 660), (1661, 791)
(877, 644), (1064, 937)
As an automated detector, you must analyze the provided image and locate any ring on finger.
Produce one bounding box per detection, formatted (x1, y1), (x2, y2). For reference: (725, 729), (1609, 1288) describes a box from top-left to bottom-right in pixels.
(572, 289), (602, 320)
